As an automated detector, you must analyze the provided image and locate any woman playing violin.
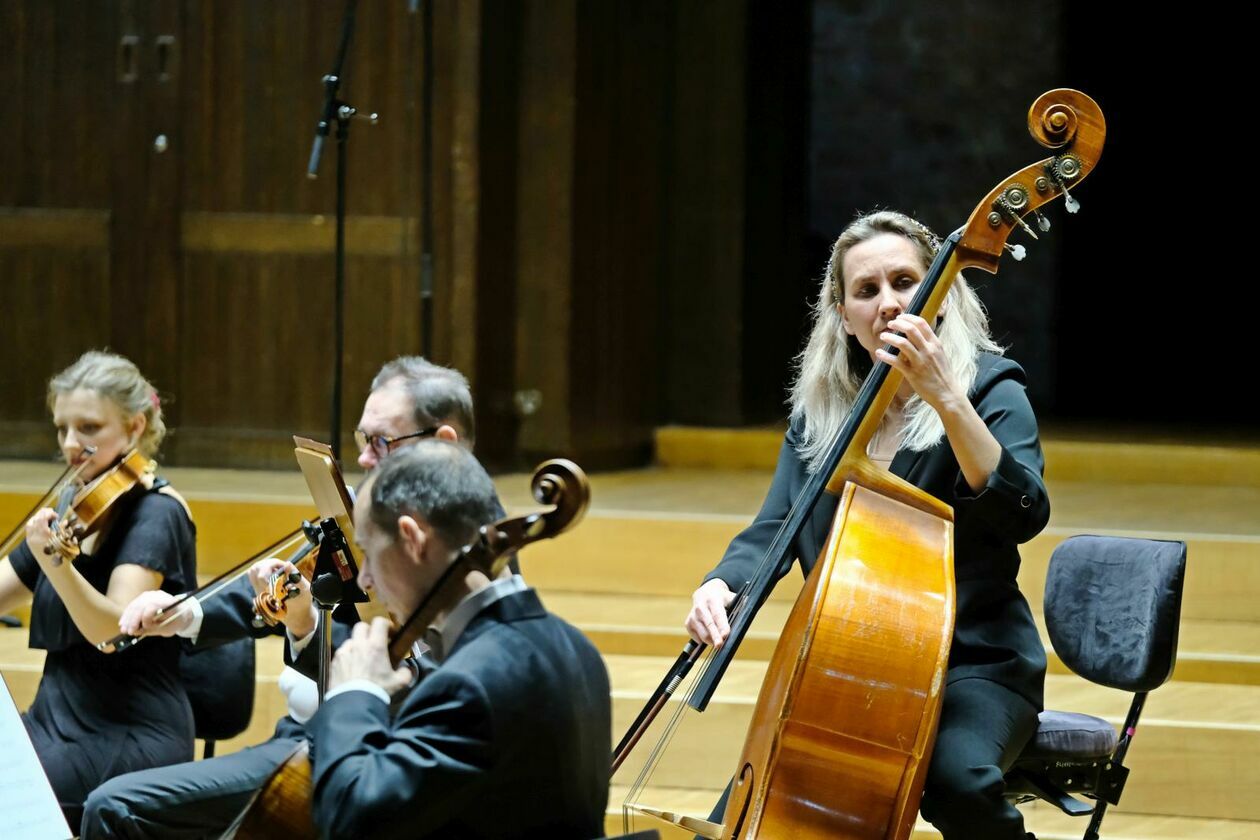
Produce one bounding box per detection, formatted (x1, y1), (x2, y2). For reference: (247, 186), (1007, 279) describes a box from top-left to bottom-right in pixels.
(0, 351), (197, 827)
(686, 211), (1048, 839)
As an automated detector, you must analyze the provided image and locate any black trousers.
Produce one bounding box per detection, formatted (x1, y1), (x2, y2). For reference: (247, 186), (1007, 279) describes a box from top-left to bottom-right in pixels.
(80, 722), (304, 840)
(704, 677), (1038, 840)
(919, 677), (1039, 840)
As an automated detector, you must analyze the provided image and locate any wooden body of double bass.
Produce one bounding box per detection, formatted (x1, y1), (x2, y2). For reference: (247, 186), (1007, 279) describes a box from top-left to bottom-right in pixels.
(720, 470), (955, 839)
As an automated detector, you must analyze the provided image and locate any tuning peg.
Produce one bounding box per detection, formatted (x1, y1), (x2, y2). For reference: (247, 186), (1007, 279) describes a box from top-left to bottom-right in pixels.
(1004, 243), (1027, 261)
(1061, 183), (1080, 214)
(1048, 154), (1082, 214)
(1034, 210), (1051, 232)
(1010, 212), (1040, 241)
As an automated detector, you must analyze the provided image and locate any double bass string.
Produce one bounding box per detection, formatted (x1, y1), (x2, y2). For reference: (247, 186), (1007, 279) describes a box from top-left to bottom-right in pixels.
(618, 455), (842, 827)
(686, 235), (960, 712)
(621, 641), (716, 832)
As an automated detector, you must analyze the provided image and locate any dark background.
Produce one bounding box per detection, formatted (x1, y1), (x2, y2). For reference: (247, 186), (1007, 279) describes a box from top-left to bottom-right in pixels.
(0, 1), (1241, 472)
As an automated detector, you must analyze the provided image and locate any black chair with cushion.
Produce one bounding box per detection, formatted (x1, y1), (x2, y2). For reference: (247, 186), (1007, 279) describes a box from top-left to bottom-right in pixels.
(179, 635), (256, 758)
(1004, 535), (1186, 840)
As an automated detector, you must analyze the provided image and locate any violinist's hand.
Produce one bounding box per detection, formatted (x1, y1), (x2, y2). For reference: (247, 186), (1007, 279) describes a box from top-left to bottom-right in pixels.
(119, 590), (191, 637)
(877, 314), (965, 412)
(329, 617), (412, 697)
(24, 508), (60, 567)
(247, 557), (316, 639)
(685, 579), (736, 647)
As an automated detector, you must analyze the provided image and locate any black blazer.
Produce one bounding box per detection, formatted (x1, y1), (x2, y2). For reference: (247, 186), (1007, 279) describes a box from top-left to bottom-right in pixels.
(307, 588), (611, 839)
(706, 353), (1048, 708)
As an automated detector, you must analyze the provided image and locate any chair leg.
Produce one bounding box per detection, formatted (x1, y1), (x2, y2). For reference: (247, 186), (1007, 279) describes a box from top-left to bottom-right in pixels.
(1082, 691), (1147, 840)
(204, 739), (217, 759)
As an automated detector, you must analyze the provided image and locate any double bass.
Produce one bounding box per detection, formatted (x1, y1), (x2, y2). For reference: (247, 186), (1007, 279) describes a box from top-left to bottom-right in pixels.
(618, 89), (1106, 838)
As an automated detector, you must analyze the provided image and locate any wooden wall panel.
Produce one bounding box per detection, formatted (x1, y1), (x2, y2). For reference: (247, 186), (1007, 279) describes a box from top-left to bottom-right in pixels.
(170, 246), (422, 468)
(169, 1), (438, 465)
(568, 1), (671, 466)
(513, 0), (577, 459)
(460, 0), (522, 468)
(0, 245), (113, 457)
(180, 1), (424, 216)
(3, 0), (802, 471)
(0, 1), (117, 207)
(0, 2), (120, 457)
(108, 0), (185, 399)
(660, 3), (747, 426)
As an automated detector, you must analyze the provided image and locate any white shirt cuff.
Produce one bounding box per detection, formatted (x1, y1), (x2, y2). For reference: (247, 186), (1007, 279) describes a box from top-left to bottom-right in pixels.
(325, 680), (391, 705)
(278, 666), (320, 724)
(175, 598), (205, 641)
(288, 626), (317, 660)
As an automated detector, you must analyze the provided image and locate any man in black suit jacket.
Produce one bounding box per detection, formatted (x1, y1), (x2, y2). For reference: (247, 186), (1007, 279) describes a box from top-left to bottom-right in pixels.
(309, 440), (609, 839)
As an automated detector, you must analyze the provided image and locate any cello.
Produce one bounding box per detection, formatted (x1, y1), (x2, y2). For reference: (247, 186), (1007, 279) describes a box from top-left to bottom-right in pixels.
(229, 457), (591, 838)
(618, 88), (1105, 838)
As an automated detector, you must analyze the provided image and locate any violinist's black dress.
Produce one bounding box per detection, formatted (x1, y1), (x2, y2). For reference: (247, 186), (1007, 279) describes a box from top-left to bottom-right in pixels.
(8, 484), (197, 826)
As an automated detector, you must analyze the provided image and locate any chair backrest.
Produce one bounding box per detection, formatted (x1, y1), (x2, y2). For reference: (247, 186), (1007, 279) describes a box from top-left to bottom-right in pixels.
(179, 635), (256, 742)
(1044, 535), (1186, 692)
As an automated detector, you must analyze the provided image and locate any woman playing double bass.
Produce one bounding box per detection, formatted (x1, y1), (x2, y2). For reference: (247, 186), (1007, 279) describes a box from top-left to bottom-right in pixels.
(686, 210), (1048, 839)
(0, 351), (197, 828)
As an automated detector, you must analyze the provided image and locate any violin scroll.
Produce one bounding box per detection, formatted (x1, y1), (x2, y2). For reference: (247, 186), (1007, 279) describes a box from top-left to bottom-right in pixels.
(248, 520), (323, 628)
(252, 569), (304, 628)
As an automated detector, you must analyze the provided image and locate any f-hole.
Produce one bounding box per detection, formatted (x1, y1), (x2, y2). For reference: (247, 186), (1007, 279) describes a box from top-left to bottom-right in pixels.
(726, 763), (756, 838)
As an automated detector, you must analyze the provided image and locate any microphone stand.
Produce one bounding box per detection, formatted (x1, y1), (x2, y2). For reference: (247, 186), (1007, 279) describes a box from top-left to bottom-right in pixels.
(419, 0), (435, 359)
(307, 0), (377, 463)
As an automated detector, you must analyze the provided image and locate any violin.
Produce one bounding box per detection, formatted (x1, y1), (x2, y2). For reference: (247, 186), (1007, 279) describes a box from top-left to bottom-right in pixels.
(43, 448), (154, 565)
(0, 445), (98, 561)
(101, 524), (320, 652)
(250, 520), (324, 628)
(230, 458), (591, 840)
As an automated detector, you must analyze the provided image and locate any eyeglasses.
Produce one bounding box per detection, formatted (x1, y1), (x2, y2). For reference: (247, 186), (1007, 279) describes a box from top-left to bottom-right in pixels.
(354, 426), (440, 458)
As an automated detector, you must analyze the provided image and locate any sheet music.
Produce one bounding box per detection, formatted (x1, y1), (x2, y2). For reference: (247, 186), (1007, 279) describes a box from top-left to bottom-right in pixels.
(0, 674), (72, 839)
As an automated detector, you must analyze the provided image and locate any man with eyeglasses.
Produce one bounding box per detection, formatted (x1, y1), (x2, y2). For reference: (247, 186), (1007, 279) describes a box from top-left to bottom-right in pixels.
(353, 356), (475, 471)
(82, 356), (510, 840)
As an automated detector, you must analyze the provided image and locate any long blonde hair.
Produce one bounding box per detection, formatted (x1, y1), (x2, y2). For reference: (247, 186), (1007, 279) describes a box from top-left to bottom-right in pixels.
(789, 211), (1001, 472)
(48, 351), (167, 458)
